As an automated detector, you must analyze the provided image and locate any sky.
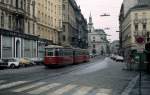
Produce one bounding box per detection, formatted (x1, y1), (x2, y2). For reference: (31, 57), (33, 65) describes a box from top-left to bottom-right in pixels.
(76, 0), (123, 42)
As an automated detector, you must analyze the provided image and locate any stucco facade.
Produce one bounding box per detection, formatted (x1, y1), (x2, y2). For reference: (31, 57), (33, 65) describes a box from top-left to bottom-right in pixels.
(119, 3), (150, 58)
(35, 0), (62, 45)
(0, 0), (37, 58)
(61, 0), (88, 48)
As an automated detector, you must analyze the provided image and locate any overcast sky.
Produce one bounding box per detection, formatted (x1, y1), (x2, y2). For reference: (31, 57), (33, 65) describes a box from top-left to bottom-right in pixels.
(76, 0), (123, 42)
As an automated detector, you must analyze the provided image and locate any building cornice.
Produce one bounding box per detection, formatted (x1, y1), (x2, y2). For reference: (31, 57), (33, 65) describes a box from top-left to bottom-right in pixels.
(122, 5), (150, 22)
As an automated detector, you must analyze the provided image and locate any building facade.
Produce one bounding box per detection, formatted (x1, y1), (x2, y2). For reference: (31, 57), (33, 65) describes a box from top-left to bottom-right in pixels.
(119, 1), (150, 59)
(61, 0), (77, 47)
(74, 7), (88, 49)
(123, 0), (150, 16)
(0, 0), (37, 59)
(110, 40), (119, 54)
(88, 15), (109, 56)
(61, 0), (88, 48)
(35, 0), (62, 57)
(35, 0), (62, 45)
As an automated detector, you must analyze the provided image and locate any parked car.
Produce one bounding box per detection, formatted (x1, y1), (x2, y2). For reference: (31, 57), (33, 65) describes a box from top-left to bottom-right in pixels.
(30, 57), (43, 65)
(111, 54), (117, 60)
(115, 55), (124, 62)
(19, 58), (32, 67)
(0, 59), (8, 69)
(110, 54), (115, 59)
(89, 54), (94, 58)
(0, 58), (20, 69)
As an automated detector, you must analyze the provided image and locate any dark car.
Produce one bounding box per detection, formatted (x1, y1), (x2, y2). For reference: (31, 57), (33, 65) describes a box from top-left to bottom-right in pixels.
(0, 59), (8, 69)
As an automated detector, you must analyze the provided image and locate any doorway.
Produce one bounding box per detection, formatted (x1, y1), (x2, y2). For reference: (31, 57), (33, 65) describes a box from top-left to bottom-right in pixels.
(16, 39), (21, 58)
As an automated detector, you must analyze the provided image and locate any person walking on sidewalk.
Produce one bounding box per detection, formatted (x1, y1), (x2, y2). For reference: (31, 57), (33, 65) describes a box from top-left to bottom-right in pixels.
(127, 54), (134, 71)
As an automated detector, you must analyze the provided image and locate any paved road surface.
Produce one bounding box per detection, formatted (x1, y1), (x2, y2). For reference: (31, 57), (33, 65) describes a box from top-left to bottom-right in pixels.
(0, 57), (138, 95)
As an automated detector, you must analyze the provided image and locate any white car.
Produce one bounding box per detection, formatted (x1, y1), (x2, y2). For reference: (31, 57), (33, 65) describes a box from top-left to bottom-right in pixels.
(30, 57), (44, 65)
(3, 58), (20, 69)
(115, 55), (124, 62)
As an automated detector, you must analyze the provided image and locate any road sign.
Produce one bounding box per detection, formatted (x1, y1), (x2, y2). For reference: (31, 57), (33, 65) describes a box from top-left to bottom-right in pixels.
(136, 36), (145, 45)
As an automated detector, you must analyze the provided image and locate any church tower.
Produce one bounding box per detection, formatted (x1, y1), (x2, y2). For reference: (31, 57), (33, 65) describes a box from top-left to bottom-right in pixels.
(88, 13), (94, 33)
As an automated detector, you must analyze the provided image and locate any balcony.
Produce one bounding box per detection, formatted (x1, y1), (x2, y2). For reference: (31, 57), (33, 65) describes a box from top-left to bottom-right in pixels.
(0, 2), (25, 16)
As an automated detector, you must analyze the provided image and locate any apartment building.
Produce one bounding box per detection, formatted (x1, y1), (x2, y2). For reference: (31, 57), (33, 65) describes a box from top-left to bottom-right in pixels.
(0, 0), (37, 58)
(119, 0), (150, 58)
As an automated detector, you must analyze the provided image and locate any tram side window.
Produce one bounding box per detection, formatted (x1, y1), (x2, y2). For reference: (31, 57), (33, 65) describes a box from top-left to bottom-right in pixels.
(55, 50), (59, 56)
(64, 49), (73, 56)
(59, 49), (63, 56)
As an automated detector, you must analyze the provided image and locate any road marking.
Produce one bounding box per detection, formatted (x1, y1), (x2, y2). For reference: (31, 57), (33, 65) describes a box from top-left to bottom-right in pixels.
(121, 75), (139, 95)
(72, 86), (93, 95)
(48, 84), (77, 95)
(13, 82), (45, 92)
(96, 88), (112, 95)
(0, 81), (28, 90)
(28, 83), (61, 94)
(96, 93), (110, 95)
(0, 80), (5, 84)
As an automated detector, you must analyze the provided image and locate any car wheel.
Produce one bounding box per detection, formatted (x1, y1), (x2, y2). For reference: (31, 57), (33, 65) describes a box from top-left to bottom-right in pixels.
(10, 64), (16, 69)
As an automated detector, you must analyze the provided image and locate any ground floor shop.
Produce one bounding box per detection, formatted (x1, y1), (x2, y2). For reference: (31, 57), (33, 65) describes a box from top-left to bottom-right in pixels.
(0, 31), (50, 59)
(0, 35), (38, 58)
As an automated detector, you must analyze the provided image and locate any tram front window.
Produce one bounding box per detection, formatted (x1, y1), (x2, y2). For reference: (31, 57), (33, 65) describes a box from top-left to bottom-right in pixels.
(48, 52), (53, 56)
(46, 49), (54, 56)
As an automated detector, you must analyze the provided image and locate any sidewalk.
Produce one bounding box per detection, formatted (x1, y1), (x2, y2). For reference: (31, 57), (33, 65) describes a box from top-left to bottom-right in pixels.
(129, 73), (150, 95)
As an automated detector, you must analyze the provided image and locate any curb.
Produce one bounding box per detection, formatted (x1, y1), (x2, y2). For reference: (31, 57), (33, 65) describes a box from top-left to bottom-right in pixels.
(121, 75), (139, 95)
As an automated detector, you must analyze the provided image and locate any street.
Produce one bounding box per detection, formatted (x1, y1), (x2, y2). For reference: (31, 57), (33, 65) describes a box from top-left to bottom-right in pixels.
(0, 57), (138, 95)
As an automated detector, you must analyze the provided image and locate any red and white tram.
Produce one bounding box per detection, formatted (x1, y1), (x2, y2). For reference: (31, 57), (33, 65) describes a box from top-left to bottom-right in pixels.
(44, 45), (90, 67)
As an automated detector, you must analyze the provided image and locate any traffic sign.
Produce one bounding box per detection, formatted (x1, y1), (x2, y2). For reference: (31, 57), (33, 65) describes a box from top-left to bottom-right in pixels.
(136, 36), (145, 44)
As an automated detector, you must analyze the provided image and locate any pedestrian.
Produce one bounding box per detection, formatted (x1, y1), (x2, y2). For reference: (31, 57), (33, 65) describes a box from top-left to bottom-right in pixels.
(127, 54), (134, 71)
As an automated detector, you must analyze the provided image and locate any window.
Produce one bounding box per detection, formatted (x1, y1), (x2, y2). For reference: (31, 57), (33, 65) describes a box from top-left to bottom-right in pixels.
(55, 50), (59, 56)
(93, 36), (95, 39)
(47, 52), (53, 56)
(63, 35), (66, 41)
(28, 21), (30, 34)
(8, 15), (11, 29)
(46, 49), (53, 56)
(6, 0), (9, 4)
(20, 0), (23, 9)
(63, 25), (65, 32)
(1, 12), (4, 28)
(143, 24), (146, 30)
(93, 44), (95, 48)
(135, 24), (138, 31)
(63, 4), (65, 10)
(1, 0), (4, 3)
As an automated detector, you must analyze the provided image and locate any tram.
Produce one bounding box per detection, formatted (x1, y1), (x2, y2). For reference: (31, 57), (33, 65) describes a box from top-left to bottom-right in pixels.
(44, 45), (90, 67)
